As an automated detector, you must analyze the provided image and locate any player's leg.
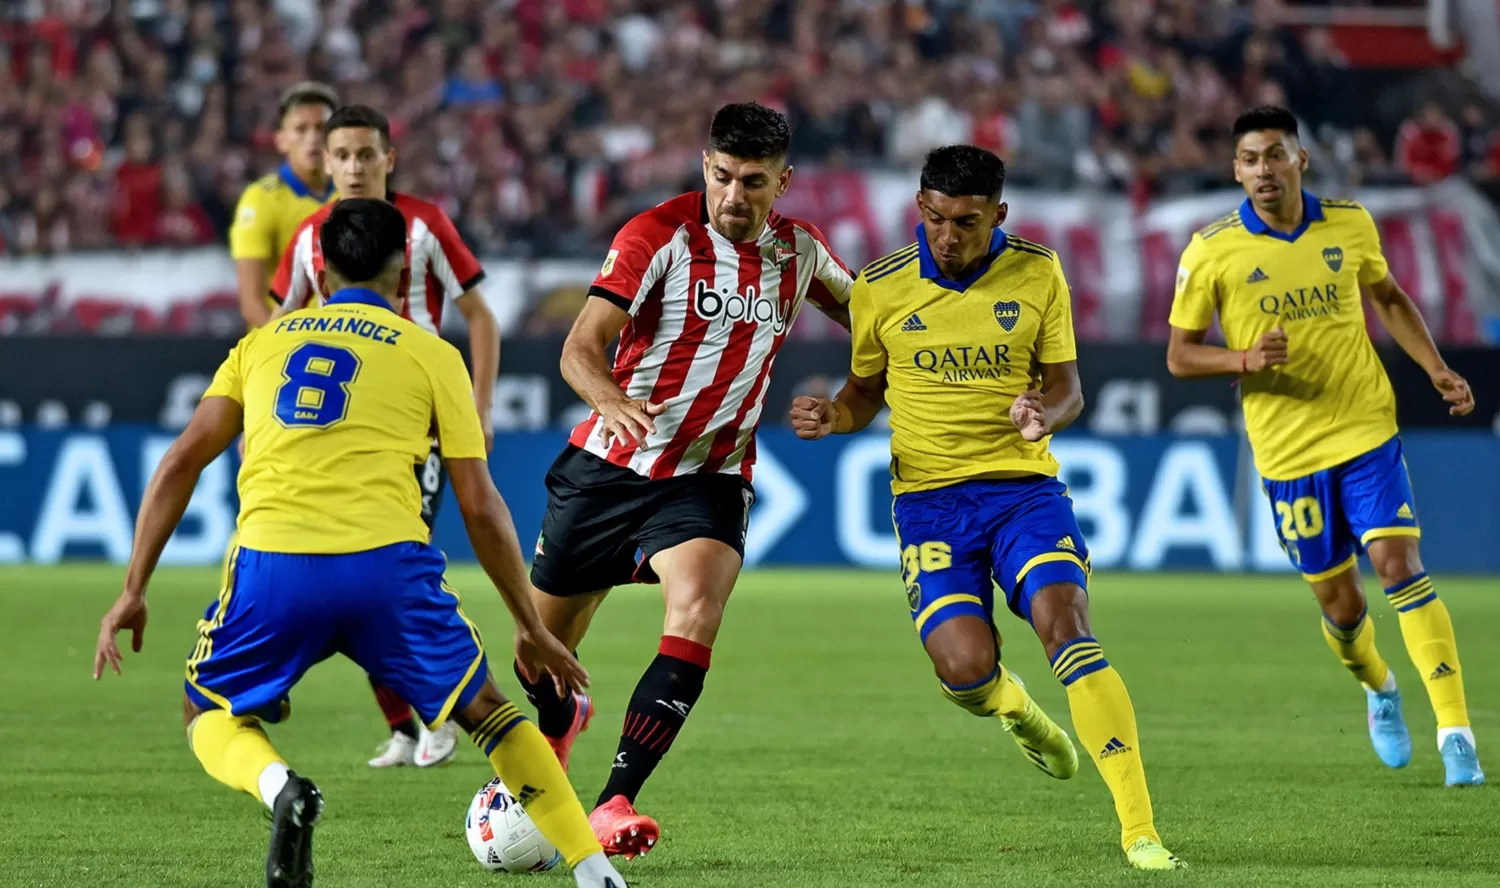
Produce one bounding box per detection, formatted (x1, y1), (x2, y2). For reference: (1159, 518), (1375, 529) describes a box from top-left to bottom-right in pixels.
(588, 474), (754, 857)
(347, 541), (625, 888)
(183, 546), (337, 887)
(895, 485), (1077, 778)
(511, 587), (607, 770)
(1347, 438), (1482, 785)
(995, 479), (1181, 870)
(1266, 458), (1410, 766)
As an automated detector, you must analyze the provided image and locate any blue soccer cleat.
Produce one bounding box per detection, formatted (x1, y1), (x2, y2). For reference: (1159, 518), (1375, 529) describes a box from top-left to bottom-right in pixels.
(1366, 687), (1412, 768)
(1440, 734), (1486, 787)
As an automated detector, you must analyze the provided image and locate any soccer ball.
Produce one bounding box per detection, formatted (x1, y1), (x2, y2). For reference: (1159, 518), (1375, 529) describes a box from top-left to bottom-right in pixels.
(465, 778), (563, 874)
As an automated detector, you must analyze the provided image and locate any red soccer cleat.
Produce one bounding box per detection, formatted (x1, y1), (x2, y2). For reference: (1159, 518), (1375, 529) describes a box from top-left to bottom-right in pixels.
(547, 692), (594, 772)
(589, 795), (660, 860)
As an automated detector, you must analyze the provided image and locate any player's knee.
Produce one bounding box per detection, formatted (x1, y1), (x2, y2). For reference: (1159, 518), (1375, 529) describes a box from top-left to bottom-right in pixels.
(1312, 573), (1367, 626)
(1029, 583), (1091, 659)
(1367, 539), (1423, 588)
(925, 619), (999, 688)
(182, 694), (209, 737)
(452, 678), (509, 735)
(663, 589), (727, 644)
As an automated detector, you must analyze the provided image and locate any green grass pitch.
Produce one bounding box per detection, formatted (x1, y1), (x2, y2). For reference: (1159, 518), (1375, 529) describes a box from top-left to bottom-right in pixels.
(2, 566), (1498, 887)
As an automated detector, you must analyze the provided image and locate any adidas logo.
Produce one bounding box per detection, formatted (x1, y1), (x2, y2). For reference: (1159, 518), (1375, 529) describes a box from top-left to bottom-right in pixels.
(515, 784), (546, 807)
(1057, 536), (1076, 552)
(1397, 503), (1414, 520)
(901, 313), (927, 332)
(1100, 736), (1131, 758)
(1246, 267), (1269, 283)
(1430, 662), (1456, 680)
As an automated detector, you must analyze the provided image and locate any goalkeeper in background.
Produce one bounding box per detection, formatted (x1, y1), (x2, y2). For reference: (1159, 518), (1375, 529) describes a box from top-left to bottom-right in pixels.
(793, 145), (1183, 870)
(1167, 105), (1483, 787)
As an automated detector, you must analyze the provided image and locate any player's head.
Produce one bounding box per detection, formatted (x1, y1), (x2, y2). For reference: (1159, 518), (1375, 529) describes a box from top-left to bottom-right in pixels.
(325, 105), (395, 200)
(276, 82), (338, 178)
(916, 145), (1008, 280)
(1232, 105), (1307, 211)
(318, 198), (409, 307)
(701, 102), (793, 242)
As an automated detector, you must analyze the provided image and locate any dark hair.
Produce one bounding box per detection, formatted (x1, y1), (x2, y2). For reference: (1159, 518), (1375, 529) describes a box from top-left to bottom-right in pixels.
(278, 82), (338, 123)
(707, 102), (791, 162)
(326, 104), (392, 148)
(1233, 105), (1299, 142)
(919, 145), (1006, 200)
(320, 199), (407, 284)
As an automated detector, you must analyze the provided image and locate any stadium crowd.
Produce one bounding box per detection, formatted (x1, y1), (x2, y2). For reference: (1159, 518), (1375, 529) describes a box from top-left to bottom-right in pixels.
(1, 0), (1499, 258)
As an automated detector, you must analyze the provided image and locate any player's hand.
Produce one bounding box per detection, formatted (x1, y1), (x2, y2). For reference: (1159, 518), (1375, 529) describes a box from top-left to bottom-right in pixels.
(1010, 390), (1049, 442)
(1246, 326), (1289, 372)
(790, 395), (835, 440)
(1431, 367), (1475, 416)
(94, 593), (148, 679)
(514, 625), (589, 696)
(598, 397), (666, 450)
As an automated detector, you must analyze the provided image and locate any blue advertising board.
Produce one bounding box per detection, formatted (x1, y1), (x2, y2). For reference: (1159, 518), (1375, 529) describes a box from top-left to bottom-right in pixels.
(1, 427), (1496, 573)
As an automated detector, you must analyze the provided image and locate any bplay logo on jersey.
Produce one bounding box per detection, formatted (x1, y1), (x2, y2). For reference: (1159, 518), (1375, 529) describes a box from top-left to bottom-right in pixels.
(692, 279), (789, 334)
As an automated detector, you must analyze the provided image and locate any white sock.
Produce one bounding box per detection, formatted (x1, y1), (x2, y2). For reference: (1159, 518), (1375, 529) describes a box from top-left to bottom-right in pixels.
(257, 762), (290, 810)
(1364, 670), (1397, 694)
(572, 851), (626, 887)
(1437, 726), (1476, 752)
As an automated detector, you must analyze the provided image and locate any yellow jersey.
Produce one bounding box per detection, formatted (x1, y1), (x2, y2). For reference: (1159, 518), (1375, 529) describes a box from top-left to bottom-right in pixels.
(1169, 192), (1396, 481)
(228, 162), (336, 309)
(203, 288), (487, 554)
(851, 228), (1078, 495)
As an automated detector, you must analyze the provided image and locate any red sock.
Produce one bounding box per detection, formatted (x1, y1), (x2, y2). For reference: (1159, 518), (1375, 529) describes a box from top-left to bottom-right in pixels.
(371, 680), (419, 738)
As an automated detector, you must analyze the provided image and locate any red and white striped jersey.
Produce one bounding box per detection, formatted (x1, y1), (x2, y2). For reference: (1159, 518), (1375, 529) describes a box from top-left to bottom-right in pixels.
(270, 192), (485, 334)
(569, 191), (853, 481)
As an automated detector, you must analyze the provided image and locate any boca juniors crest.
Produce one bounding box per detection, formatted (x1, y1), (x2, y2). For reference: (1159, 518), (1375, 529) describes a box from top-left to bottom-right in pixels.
(1321, 246), (1343, 273)
(993, 300), (1021, 332)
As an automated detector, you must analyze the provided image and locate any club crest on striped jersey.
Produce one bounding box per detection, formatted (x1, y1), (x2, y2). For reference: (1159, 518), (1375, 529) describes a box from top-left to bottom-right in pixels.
(693, 279), (789, 334)
(993, 300), (1021, 332)
(763, 236), (796, 271)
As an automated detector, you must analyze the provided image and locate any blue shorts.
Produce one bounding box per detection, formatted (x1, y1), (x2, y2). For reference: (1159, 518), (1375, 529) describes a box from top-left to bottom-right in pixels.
(1261, 435), (1421, 581)
(185, 541), (488, 729)
(892, 477), (1090, 644)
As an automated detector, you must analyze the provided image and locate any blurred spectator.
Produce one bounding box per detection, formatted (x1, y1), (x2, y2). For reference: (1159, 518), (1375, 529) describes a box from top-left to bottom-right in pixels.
(154, 163), (216, 246)
(1015, 74), (1092, 188)
(1396, 102), (1462, 185)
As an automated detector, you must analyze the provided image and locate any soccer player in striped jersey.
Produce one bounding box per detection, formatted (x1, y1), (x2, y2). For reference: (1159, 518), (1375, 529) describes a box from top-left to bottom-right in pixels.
(1168, 106), (1482, 786)
(792, 145), (1183, 871)
(515, 102), (854, 859)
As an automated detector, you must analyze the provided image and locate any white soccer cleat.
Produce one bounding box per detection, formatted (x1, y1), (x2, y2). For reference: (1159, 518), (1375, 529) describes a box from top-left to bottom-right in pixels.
(367, 731), (417, 768)
(415, 721), (459, 767)
(572, 851), (628, 887)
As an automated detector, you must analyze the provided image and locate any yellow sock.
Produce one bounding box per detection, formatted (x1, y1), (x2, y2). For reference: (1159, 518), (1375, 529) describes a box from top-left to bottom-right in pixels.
(189, 709), (285, 803)
(1321, 610), (1391, 691)
(1386, 573), (1469, 729)
(1051, 638), (1157, 850)
(472, 701), (602, 867)
(938, 664), (1030, 718)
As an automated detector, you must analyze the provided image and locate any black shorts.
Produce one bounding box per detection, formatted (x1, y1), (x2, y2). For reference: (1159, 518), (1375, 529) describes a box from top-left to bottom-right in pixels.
(529, 446), (755, 597)
(416, 438), (446, 530)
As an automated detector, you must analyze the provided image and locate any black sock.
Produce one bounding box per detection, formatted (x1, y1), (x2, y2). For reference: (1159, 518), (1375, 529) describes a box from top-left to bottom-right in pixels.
(513, 656), (578, 738)
(370, 678), (419, 740)
(598, 636), (710, 808)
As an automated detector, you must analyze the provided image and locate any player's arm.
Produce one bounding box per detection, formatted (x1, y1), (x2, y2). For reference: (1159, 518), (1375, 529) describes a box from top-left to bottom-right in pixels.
(1165, 235), (1285, 378)
(228, 186), (274, 328)
(1358, 213), (1475, 416)
(792, 274), (885, 438)
(96, 347), (248, 678)
(1012, 258), (1085, 441)
(454, 290), (499, 452)
(266, 226), (313, 321)
(804, 222), (855, 332)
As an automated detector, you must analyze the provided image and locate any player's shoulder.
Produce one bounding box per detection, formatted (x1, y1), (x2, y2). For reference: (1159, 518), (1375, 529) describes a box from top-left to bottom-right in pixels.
(1317, 196), (1375, 230)
(245, 172), (285, 196)
(390, 191), (449, 224)
(1005, 233), (1058, 263)
(1318, 196), (1366, 213)
(1194, 209), (1246, 243)
(858, 242), (921, 285)
(618, 192), (700, 246)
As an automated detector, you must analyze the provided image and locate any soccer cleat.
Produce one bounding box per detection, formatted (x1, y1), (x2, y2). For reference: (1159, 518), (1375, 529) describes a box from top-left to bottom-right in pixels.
(415, 721), (459, 768)
(266, 772), (323, 888)
(572, 851), (630, 887)
(1366, 687), (1412, 768)
(1125, 836), (1186, 871)
(548, 692), (594, 773)
(589, 795), (660, 860)
(367, 731), (417, 768)
(998, 674), (1079, 780)
(1440, 734), (1486, 787)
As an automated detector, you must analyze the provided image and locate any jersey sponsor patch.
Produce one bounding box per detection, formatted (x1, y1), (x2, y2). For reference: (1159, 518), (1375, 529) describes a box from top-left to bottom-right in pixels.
(1175, 266), (1190, 294)
(238, 206), (256, 225)
(600, 249), (619, 278)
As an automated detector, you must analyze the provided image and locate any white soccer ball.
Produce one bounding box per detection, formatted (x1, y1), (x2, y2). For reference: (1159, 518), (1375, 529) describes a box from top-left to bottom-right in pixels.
(465, 778), (563, 874)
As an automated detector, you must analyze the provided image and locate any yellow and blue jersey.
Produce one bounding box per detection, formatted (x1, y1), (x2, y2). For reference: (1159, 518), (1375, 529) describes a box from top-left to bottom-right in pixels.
(203, 287), (487, 554)
(851, 227), (1077, 495)
(228, 162), (336, 310)
(1169, 192), (1397, 481)
(853, 227), (1089, 638)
